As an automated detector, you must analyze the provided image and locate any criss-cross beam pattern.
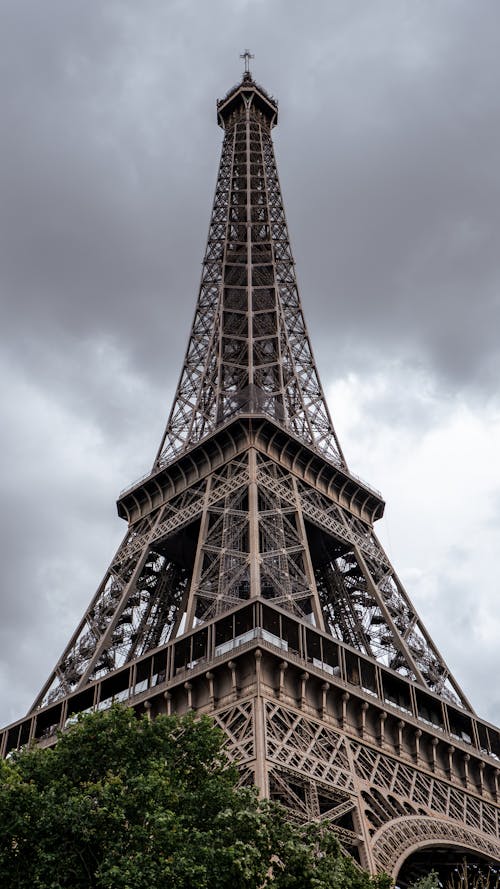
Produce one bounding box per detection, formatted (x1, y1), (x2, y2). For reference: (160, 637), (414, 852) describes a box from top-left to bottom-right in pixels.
(154, 74), (345, 469)
(7, 68), (500, 880)
(33, 442), (470, 710)
(26, 72), (469, 718)
(28, 144), (471, 713)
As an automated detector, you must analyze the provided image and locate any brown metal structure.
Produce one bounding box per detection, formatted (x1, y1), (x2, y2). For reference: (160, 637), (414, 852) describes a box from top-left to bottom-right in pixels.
(2, 67), (500, 880)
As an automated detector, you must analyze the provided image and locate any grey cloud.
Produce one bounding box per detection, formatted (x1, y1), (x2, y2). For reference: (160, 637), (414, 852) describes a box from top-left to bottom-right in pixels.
(1, 0), (500, 726)
(275, 2), (500, 390)
(3, 0), (500, 392)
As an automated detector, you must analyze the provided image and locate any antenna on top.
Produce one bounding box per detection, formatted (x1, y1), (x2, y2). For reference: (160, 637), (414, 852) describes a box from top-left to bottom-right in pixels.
(240, 49), (254, 77)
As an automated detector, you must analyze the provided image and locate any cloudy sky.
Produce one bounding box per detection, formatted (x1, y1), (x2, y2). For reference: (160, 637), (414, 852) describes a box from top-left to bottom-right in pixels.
(1, 0), (500, 729)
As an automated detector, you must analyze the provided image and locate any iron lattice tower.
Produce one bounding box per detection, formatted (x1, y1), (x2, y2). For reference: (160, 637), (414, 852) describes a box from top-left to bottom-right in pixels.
(3, 69), (500, 881)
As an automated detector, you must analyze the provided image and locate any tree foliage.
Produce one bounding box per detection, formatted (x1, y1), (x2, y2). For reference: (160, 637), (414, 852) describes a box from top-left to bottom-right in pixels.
(409, 865), (500, 889)
(408, 872), (441, 889)
(0, 706), (392, 889)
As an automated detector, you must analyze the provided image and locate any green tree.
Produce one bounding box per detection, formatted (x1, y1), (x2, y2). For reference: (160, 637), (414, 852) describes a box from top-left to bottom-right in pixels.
(409, 865), (500, 889)
(0, 705), (392, 889)
(408, 872), (441, 889)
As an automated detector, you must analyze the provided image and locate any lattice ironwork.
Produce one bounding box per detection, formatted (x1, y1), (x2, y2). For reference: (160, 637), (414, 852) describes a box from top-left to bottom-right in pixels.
(213, 700), (255, 764)
(353, 740), (500, 840)
(29, 69), (471, 716)
(265, 700), (354, 792)
(153, 74), (345, 468)
(34, 457), (249, 707)
(262, 700), (500, 870)
(372, 816), (500, 877)
(5, 66), (499, 879)
(269, 769), (362, 861)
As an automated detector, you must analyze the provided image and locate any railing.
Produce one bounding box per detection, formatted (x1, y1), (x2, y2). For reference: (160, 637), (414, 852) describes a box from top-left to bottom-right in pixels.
(118, 405), (382, 501)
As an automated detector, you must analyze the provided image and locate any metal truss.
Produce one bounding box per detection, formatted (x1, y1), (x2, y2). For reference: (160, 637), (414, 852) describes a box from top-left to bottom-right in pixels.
(351, 736), (499, 837)
(211, 691), (500, 873)
(255, 454), (470, 707)
(213, 700), (255, 763)
(373, 817), (500, 875)
(31, 73), (469, 712)
(13, 69), (500, 879)
(260, 699), (500, 874)
(212, 696), (363, 863)
(33, 457), (249, 708)
(33, 443), (470, 711)
(153, 76), (345, 469)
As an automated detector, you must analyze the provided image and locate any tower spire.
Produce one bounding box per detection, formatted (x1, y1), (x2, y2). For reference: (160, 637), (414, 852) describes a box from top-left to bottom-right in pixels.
(153, 70), (346, 470)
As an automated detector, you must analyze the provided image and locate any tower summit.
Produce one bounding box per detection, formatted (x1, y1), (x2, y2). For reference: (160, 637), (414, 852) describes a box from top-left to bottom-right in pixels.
(2, 66), (500, 879)
(154, 65), (345, 470)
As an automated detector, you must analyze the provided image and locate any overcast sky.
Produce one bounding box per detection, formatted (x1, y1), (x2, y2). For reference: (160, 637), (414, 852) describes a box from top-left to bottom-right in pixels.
(1, 0), (500, 730)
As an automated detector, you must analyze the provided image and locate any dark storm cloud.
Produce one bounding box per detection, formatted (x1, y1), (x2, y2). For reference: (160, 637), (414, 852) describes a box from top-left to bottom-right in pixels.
(277, 2), (500, 391)
(0, 1), (221, 390)
(1, 0), (500, 726)
(2, 0), (499, 394)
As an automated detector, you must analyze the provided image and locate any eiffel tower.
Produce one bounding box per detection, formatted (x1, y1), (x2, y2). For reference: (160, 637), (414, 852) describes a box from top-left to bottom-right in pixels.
(2, 61), (500, 881)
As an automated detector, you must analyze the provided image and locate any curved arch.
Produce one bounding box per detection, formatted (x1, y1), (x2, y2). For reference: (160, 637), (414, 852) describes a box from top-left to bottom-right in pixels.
(371, 815), (500, 876)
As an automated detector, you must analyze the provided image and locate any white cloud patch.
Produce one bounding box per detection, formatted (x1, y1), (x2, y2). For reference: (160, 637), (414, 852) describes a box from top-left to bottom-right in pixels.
(0, 342), (158, 726)
(328, 365), (500, 722)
